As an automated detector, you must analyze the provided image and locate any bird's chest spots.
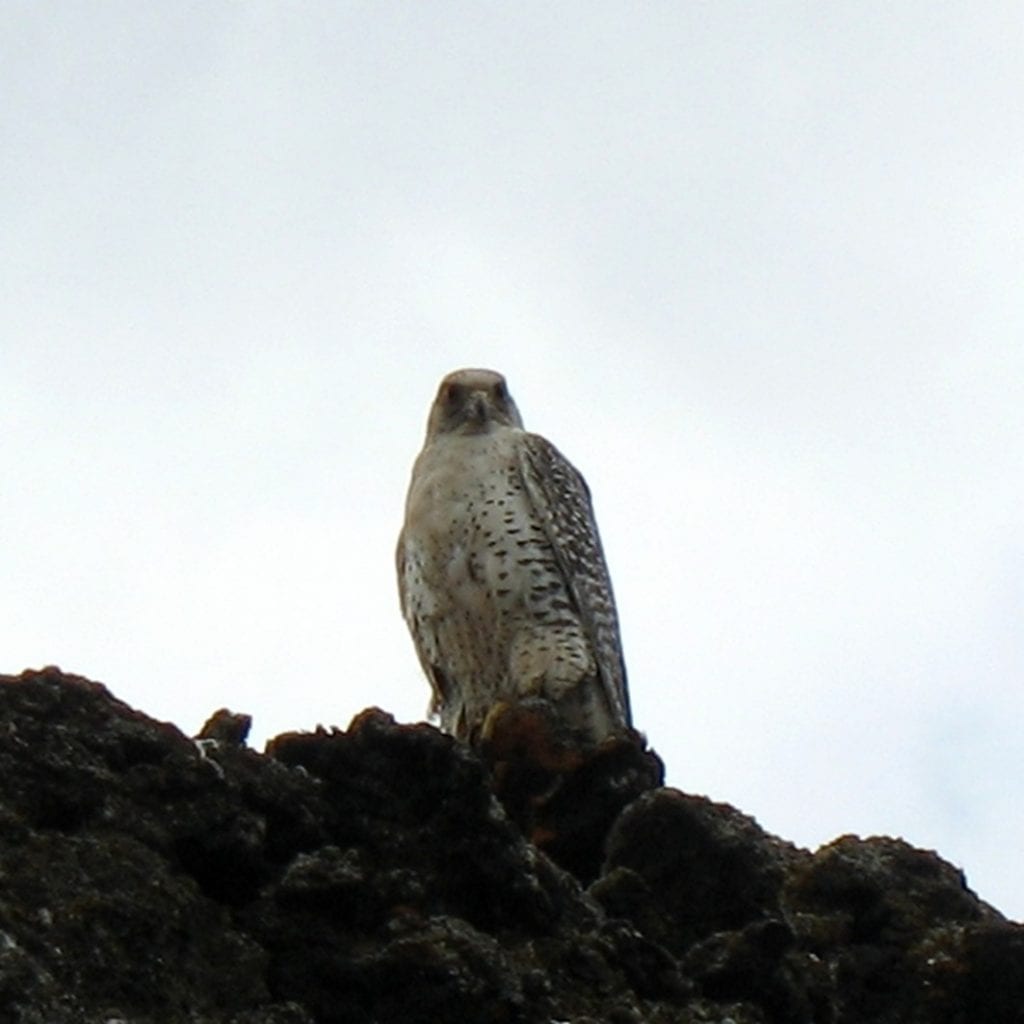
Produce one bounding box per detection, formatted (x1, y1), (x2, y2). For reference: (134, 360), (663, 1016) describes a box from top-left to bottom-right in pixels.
(406, 440), (548, 614)
(443, 479), (534, 605)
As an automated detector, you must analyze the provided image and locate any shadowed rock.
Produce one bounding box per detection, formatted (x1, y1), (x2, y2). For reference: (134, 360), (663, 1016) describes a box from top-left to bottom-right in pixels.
(0, 667), (1020, 1024)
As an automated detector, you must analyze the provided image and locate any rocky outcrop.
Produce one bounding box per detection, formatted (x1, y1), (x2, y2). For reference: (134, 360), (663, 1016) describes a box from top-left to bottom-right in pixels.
(0, 667), (1019, 1023)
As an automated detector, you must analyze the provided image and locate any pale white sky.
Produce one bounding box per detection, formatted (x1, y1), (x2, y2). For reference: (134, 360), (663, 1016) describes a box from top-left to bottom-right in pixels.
(3, 3), (1023, 918)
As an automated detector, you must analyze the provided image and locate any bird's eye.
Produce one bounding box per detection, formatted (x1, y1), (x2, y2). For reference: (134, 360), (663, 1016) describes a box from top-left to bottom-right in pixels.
(445, 383), (464, 405)
(492, 381), (508, 401)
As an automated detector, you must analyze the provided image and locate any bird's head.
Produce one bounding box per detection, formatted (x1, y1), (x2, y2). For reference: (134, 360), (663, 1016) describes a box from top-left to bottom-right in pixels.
(426, 368), (524, 439)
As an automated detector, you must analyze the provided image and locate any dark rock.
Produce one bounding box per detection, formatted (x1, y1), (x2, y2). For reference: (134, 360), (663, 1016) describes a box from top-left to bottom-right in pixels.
(482, 710), (665, 882)
(602, 788), (807, 952)
(681, 918), (827, 1022)
(0, 667), (1020, 1024)
(198, 708), (254, 747)
(787, 834), (997, 940)
(924, 923), (1024, 1022)
(783, 836), (1017, 1023)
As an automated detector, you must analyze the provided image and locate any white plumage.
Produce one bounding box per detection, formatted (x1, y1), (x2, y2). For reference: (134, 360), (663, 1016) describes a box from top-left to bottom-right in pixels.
(397, 368), (631, 744)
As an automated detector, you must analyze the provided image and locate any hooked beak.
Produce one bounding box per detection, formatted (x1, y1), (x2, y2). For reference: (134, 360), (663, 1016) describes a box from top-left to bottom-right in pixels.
(467, 392), (488, 424)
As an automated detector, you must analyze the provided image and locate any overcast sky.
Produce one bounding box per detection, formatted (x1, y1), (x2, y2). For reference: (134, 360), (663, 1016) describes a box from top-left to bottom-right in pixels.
(3, 3), (1022, 919)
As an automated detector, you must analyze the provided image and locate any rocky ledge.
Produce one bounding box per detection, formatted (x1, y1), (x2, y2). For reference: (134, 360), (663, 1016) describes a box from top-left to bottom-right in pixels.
(0, 668), (1021, 1023)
